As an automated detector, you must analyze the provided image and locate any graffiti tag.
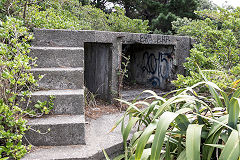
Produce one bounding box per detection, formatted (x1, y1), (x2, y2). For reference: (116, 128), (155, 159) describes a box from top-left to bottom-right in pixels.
(141, 51), (173, 87)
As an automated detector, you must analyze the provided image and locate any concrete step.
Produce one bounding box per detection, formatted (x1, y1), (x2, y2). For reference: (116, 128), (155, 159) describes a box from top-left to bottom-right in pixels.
(31, 68), (84, 90)
(32, 28), (95, 47)
(30, 47), (84, 68)
(27, 89), (84, 115)
(23, 113), (125, 160)
(24, 115), (86, 146)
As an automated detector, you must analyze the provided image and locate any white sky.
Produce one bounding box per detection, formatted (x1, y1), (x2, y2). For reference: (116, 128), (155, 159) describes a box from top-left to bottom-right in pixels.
(211, 0), (240, 7)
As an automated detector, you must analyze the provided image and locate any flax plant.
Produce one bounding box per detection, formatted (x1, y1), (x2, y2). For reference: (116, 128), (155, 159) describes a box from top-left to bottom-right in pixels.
(109, 71), (240, 160)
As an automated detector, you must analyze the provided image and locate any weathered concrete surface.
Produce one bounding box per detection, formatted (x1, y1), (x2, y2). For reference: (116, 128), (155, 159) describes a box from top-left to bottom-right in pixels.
(26, 89), (84, 115)
(22, 113), (126, 160)
(24, 115), (85, 146)
(31, 68), (84, 90)
(32, 29), (96, 47)
(30, 47), (84, 68)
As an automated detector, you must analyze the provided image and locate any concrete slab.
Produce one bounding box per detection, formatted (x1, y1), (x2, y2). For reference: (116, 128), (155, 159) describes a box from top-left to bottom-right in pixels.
(30, 47), (84, 68)
(30, 67), (84, 90)
(24, 115), (85, 146)
(27, 89), (84, 115)
(22, 113), (126, 160)
(32, 29), (95, 47)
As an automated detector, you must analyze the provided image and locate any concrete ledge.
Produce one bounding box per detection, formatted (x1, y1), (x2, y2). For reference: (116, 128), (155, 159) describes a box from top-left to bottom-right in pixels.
(24, 115), (85, 146)
(32, 29), (95, 47)
(31, 67), (84, 90)
(30, 47), (84, 68)
(27, 89), (84, 115)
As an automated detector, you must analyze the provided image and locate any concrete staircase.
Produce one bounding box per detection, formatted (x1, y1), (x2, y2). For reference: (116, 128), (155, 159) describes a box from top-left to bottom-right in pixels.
(23, 29), (124, 160)
(25, 46), (86, 146)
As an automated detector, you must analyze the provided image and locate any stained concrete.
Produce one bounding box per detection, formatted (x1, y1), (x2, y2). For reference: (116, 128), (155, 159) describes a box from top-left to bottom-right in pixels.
(23, 113), (126, 160)
(30, 47), (84, 68)
(24, 115), (85, 146)
(30, 67), (84, 90)
(27, 89), (84, 115)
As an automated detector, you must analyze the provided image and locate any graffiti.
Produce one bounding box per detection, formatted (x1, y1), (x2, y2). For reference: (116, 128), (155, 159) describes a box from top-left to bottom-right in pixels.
(124, 34), (171, 44)
(141, 51), (173, 87)
(139, 34), (170, 44)
(140, 34), (153, 43)
(157, 35), (170, 43)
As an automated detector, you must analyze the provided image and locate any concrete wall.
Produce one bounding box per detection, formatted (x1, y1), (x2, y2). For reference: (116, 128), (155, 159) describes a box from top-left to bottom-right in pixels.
(84, 43), (112, 100)
(125, 44), (174, 89)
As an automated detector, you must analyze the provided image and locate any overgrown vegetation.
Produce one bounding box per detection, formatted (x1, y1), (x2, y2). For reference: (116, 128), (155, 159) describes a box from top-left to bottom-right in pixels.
(86, 0), (217, 34)
(0, 16), (52, 160)
(110, 71), (240, 159)
(0, 1), (150, 159)
(172, 7), (240, 92)
(0, 0), (149, 33)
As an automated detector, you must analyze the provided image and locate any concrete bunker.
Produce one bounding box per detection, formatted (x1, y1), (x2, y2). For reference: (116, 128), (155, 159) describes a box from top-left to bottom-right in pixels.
(80, 31), (192, 102)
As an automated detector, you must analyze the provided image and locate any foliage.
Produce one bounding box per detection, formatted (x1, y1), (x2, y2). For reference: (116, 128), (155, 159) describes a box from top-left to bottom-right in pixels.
(0, 17), (37, 106)
(0, 17), (54, 159)
(110, 76), (240, 159)
(172, 7), (240, 91)
(108, 0), (201, 34)
(0, 99), (30, 159)
(0, 0), (149, 33)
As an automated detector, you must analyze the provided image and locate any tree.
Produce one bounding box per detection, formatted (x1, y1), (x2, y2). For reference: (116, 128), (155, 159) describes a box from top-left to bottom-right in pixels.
(106, 0), (201, 34)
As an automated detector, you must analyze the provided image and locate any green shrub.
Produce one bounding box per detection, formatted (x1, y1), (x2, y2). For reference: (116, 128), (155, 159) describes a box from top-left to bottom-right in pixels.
(172, 7), (240, 91)
(0, 0), (149, 33)
(110, 76), (240, 159)
(0, 17), (54, 159)
(0, 99), (30, 159)
(0, 17), (38, 106)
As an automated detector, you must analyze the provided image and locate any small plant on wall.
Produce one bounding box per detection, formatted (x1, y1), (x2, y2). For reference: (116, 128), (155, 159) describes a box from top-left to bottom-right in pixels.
(117, 54), (130, 109)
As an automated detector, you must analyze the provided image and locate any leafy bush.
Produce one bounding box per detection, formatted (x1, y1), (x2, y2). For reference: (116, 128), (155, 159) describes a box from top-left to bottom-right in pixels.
(172, 7), (240, 91)
(0, 0), (149, 33)
(0, 99), (30, 159)
(0, 17), (54, 159)
(110, 74), (240, 159)
(0, 17), (37, 106)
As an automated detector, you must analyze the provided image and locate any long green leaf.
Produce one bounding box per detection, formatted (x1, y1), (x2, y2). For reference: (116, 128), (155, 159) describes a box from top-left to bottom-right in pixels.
(219, 130), (239, 160)
(150, 112), (179, 160)
(205, 144), (224, 149)
(177, 150), (186, 160)
(123, 117), (140, 145)
(228, 98), (240, 130)
(202, 128), (223, 160)
(103, 148), (110, 160)
(231, 87), (240, 100)
(135, 120), (157, 159)
(186, 124), (203, 160)
(175, 114), (190, 131)
(198, 66), (224, 108)
(208, 115), (228, 137)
